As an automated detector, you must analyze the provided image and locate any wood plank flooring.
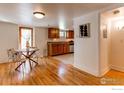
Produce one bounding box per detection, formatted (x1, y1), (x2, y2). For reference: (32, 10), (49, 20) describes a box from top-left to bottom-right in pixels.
(0, 57), (124, 85)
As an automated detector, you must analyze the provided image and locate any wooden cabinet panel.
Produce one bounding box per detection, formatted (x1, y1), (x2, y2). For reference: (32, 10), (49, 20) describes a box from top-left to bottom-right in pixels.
(47, 42), (69, 56)
(52, 44), (58, 55)
(48, 28), (59, 39)
(48, 28), (74, 39)
(66, 30), (74, 39)
(60, 44), (64, 54)
(63, 43), (69, 53)
(63, 44), (66, 54)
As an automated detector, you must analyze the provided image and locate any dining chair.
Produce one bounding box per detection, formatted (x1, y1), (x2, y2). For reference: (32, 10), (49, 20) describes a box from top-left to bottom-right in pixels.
(40, 48), (48, 65)
(29, 46), (48, 65)
(7, 48), (17, 62)
(7, 48), (26, 71)
(30, 46), (48, 65)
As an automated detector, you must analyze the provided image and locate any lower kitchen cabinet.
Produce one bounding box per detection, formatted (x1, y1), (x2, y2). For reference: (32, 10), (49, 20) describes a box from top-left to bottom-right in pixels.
(63, 43), (69, 54)
(47, 42), (69, 56)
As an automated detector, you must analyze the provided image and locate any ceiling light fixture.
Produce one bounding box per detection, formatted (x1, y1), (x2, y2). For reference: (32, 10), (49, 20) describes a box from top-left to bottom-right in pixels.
(33, 12), (45, 19)
(113, 10), (120, 15)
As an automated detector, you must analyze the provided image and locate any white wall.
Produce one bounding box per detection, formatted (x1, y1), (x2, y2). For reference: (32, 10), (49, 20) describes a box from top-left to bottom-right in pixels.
(34, 27), (48, 57)
(99, 5), (124, 74)
(73, 4), (124, 77)
(0, 22), (18, 63)
(99, 15), (111, 76)
(110, 18), (124, 72)
(73, 11), (100, 77)
(0, 21), (48, 63)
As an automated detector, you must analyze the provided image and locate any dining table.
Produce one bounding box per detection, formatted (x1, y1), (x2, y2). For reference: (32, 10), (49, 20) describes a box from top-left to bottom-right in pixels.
(15, 48), (39, 71)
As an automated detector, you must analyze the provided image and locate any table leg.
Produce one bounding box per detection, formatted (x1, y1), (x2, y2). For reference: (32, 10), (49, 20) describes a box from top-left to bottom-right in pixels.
(15, 61), (26, 71)
(29, 58), (38, 65)
(29, 59), (32, 69)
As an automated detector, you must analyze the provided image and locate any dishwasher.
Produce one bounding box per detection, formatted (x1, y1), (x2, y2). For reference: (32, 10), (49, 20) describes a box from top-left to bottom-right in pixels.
(69, 41), (74, 53)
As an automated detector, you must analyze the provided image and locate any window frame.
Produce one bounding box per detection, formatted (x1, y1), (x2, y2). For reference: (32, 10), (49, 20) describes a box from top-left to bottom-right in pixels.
(19, 27), (33, 49)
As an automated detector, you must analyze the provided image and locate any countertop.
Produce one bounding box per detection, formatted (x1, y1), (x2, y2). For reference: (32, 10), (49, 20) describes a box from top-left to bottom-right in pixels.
(47, 41), (74, 45)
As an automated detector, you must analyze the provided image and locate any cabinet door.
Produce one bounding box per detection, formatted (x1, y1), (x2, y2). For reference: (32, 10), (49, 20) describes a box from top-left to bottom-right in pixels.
(55, 28), (59, 38)
(66, 30), (74, 39)
(52, 44), (58, 55)
(48, 42), (70, 56)
(63, 43), (67, 53)
(63, 43), (69, 53)
(48, 28), (59, 39)
(48, 28), (53, 38)
(60, 44), (64, 54)
(70, 31), (74, 38)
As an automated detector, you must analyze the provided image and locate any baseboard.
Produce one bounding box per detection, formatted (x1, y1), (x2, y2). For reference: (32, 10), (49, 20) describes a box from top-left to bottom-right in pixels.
(0, 57), (11, 63)
(73, 64), (100, 77)
(111, 65), (124, 72)
(99, 67), (111, 77)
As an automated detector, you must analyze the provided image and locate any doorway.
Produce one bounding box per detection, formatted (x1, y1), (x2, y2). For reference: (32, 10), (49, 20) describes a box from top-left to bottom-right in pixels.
(100, 6), (124, 73)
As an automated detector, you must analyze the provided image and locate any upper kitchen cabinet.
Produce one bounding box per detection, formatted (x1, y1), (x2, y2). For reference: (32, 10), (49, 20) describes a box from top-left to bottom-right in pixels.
(66, 30), (74, 39)
(48, 28), (74, 39)
(48, 28), (59, 39)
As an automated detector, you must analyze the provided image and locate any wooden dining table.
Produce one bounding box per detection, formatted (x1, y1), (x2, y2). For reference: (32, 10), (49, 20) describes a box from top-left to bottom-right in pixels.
(15, 48), (39, 71)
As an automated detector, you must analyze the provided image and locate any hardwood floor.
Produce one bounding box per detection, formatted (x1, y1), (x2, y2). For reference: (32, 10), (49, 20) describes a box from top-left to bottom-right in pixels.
(0, 57), (124, 85)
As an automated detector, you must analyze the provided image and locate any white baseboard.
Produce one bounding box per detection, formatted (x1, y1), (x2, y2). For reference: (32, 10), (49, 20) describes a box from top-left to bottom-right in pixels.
(73, 64), (100, 77)
(99, 67), (110, 77)
(111, 65), (124, 72)
(0, 57), (9, 63)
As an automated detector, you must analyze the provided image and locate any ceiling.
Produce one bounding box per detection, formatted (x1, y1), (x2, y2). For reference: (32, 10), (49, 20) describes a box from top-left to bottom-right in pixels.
(0, 3), (114, 29)
(102, 6), (124, 20)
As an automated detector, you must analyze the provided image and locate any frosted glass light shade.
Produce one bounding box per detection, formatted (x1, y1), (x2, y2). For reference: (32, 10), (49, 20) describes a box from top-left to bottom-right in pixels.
(33, 12), (45, 19)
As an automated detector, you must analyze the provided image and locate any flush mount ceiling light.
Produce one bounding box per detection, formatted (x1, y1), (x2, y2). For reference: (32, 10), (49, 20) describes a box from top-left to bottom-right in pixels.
(113, 10), (120, 15)
(33, 12), (45, 19)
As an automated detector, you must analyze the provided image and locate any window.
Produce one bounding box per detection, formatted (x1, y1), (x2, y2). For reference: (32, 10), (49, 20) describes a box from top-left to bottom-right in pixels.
(19, 27), (33, 49)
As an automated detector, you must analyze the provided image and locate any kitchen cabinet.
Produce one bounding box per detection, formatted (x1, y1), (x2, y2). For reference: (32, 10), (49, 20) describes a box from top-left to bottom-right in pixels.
(58, 44), (64, 54)
(47, 42), (69, 56)
(48, 28), (74, 39)
(66, 30), (74, 39)
(52, 44), (58, 55)
(63, 43), (69, 53)
(48, 28), (59, 38)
